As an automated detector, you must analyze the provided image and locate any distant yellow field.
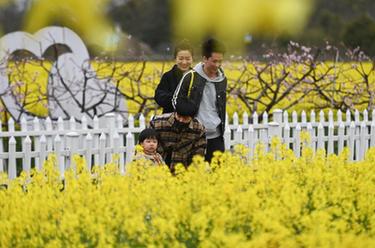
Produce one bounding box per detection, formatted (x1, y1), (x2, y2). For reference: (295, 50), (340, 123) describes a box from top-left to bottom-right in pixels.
(3, 61), (375, 120)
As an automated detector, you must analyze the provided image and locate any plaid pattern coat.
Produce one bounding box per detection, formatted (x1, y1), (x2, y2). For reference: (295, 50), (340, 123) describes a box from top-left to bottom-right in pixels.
(149, 113), (206, 171)
(133, 152), (165, 166)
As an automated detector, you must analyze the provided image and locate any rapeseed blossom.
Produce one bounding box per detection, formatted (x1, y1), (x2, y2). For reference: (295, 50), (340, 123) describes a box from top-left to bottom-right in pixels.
(0, 147), (375, 247)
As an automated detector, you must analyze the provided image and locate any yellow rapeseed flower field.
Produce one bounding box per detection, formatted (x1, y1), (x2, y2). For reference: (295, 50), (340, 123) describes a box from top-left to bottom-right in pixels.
(1, 146), (375, 247)
(4, 60), (375, 120)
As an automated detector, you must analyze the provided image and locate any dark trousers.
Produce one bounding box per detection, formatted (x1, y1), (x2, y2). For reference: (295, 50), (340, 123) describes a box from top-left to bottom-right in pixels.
(205, 136), (225, 162)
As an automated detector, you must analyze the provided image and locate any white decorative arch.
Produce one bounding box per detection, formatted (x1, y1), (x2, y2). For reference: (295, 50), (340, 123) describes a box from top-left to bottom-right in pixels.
(35, 26), (90, 63)
(0, 26), (127, 123)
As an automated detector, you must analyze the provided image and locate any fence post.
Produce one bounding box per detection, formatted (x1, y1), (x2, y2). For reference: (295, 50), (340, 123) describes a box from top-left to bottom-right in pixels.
(128, 114), (134, 129)
(243, 112), (249, 143)
(99, 133), (106, 167)
(294, 124), (301, 157)
(328, 110), (334, 125)
(262, 112), (268, 124)
(348, 122), (355, 161)
(317, 122), (324, 150)
(319, 110), (325, 124)
(354, 110), (360, 161)
(346, 109), (351, 125)
(283, 110), (289, 146)
(283, 110), (289, 124)
(292, 111), (298, 145)
(310, 110), (316, 124)
(338, 121), (345, 154)
(39, 135), (47, 170)
(360, 111), (368, 162)
(260, 128), (268, 153)
(233, 112), (239, 129)
(117, 114), (125, 174)
(269, 122), (281, 159)
(371, 118), (375, 148)
(105, 113), (116, 162)
(113, 132), (120, 167)
(66, 132), (79, 171)
(105, 113), (116, 145)
(307, 123), (315, 152)
(363, 118), (369, 153)
(80, 115), (88, 150)
(85, 133), (93, 171)
(243, 112), (249, 126)
(272, 109), (283, 124)
(8, 137), (16, 179)
(337, 110), (342, 123)
(33, 117), (40, 167)
(20, 117), (27, 150)
(23, 136), (32, 174)
(310, 110), (316, 150)
(234, 125), (242, 146)
(359, 121), (367, 160)
(69, 116), (76, 130)
(292, 111), (298, 124)
(45, 117), (53, 151)
(139, 114), (146, 129)
(57, 117), (65, 148)
(301, 110), (307, 127)
(57, 117), (64, 130)
(125, 132), (135, 165)
(363, 109), (368, 122)
(93, 116), (100, 165)
(81, 115), (88, 129)
(8, 118), (15, 132)
(247, 125), (254, 161)
(224, 124), (231, 150)
(284, 122), (290, 151)
(18, 117), (27, 172)
(252, 112), (258, 125)
(117, 114), (124, 129)
(54, 134), (65, 179)
(269, 122), (281, 138)
(327, 122), (334, 155)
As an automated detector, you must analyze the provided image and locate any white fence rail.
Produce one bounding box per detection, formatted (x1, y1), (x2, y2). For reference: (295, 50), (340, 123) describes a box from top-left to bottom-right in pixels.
(0, 113), (142, 179)
(226, 109), (375, 162)
(1, 109), (375, 179)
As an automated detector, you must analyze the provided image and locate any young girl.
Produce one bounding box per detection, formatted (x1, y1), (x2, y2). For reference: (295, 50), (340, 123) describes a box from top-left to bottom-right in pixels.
(133, 128), (165, 165)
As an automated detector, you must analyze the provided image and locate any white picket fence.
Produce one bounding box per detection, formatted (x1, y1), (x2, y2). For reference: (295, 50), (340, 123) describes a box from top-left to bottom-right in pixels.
(0, 109), (375, 179)
(225, 109), (375, 161)
(0, 113), (142, 179)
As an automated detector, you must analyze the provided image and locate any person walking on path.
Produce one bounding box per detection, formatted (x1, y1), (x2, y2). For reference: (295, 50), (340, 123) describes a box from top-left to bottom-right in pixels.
(172, 38), (227, 162)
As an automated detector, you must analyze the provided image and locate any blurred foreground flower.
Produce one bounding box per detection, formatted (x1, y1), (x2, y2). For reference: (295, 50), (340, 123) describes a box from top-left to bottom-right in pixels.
(172, 0), (314, 50)
(23, 0), (117, 51)
(0, 0), (11, 5)
(0, 0), (12, 35)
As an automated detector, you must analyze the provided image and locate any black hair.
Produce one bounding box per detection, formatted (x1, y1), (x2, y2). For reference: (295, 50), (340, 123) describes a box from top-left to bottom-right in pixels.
(175, 97), (198, 117)
(174, 39), (194, 58)
(138, 128), (159, 143)
(202, 38), (226, 58)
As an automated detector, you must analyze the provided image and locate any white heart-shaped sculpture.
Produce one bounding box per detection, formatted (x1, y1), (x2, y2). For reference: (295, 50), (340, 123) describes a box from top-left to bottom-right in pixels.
(0, 26), (127, 123)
